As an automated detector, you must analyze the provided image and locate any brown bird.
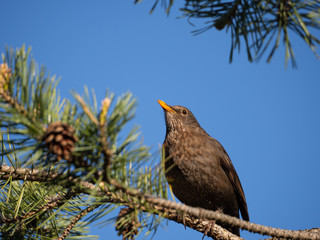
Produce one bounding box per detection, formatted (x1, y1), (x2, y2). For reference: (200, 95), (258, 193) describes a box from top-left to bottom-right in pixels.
(158, 100), (249, 236)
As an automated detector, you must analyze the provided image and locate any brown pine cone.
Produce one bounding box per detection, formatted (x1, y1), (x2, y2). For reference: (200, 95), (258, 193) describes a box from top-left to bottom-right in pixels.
(115, 207), (140, 240)
(43, 122), (77, 161)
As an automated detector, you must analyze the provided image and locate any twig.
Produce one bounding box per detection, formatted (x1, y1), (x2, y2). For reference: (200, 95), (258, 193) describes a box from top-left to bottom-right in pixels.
(55, 205), (99, 240)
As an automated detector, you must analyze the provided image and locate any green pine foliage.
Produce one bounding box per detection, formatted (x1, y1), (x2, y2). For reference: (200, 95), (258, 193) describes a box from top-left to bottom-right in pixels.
(0, 47), (319, 240)
(145, 0), (320, 67)
(0, 46), (168, 239)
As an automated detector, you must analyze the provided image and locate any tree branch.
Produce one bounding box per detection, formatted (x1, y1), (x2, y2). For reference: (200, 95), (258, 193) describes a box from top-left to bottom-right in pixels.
(165, 213), (243, 240)
(1, 165), (319, 240)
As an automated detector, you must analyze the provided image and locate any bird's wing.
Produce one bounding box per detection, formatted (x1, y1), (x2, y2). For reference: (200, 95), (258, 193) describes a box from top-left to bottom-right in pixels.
(211, 138), (250, 221)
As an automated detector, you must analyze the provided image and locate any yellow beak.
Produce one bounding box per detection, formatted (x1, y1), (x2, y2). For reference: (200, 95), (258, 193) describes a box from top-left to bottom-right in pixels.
(157, 100), (176, 113)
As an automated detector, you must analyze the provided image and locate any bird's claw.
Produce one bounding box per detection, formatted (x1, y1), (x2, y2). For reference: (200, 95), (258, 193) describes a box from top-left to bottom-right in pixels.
(202, 220), (215, 240)
(182, 213), (187, 230)
(177, 213), (188, 230)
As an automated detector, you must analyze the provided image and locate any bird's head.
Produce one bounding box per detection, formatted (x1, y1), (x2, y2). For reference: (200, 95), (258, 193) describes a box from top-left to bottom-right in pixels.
(157, 100), (200, 133)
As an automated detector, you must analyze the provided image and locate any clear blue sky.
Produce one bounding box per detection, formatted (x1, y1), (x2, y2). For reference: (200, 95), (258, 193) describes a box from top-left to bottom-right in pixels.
(1, 1), (320, 239)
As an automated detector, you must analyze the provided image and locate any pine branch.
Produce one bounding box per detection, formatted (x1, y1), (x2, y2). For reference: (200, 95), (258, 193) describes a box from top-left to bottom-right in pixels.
(1, 165), (319, 240)
(108, 179), (320, 240)
(0, 191), (75, 225)
(165, 213), (243, 240)
(0, 165), (237, 240)
(144, 0), (320, 67)
(0, 83), (40, 127)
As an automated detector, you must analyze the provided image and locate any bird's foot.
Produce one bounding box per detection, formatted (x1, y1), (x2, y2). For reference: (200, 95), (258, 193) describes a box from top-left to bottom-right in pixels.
(202, 220), (215, 240)
(176, 212), (188, 230)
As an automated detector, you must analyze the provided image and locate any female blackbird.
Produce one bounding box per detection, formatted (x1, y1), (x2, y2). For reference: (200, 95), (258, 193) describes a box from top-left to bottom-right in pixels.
(158, 100), (249, 236)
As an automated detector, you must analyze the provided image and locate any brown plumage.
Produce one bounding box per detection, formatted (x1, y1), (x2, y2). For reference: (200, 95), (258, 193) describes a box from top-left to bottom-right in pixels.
(158, 100), (249, 236)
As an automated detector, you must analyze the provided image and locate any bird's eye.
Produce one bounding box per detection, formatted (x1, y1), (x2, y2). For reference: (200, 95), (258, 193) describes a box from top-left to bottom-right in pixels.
(181, 109), (188, 115)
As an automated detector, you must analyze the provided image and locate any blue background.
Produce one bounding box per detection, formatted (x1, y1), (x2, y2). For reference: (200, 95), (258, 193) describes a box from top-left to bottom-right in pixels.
(1, 1), (319, 239)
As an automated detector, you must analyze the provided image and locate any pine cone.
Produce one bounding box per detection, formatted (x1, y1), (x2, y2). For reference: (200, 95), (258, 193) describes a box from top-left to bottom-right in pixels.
(43, 122), (77, 161)
(116, 207), (140, 240)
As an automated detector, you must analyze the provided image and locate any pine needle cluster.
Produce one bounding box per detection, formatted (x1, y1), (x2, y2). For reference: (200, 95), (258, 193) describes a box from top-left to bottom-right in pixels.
(144, 0), (320, 67)
(0, 46), (167, 239)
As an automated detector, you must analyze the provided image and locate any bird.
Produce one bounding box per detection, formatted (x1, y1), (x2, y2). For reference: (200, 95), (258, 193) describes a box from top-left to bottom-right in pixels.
(157, 100), (249, 236)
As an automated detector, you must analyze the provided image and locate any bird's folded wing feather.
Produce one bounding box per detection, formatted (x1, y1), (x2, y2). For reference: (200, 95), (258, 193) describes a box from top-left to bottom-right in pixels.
(210, 137), (250, 221)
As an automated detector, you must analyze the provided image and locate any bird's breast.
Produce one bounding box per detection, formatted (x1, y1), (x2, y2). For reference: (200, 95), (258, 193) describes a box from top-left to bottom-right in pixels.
(163, 132), (237, 209)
